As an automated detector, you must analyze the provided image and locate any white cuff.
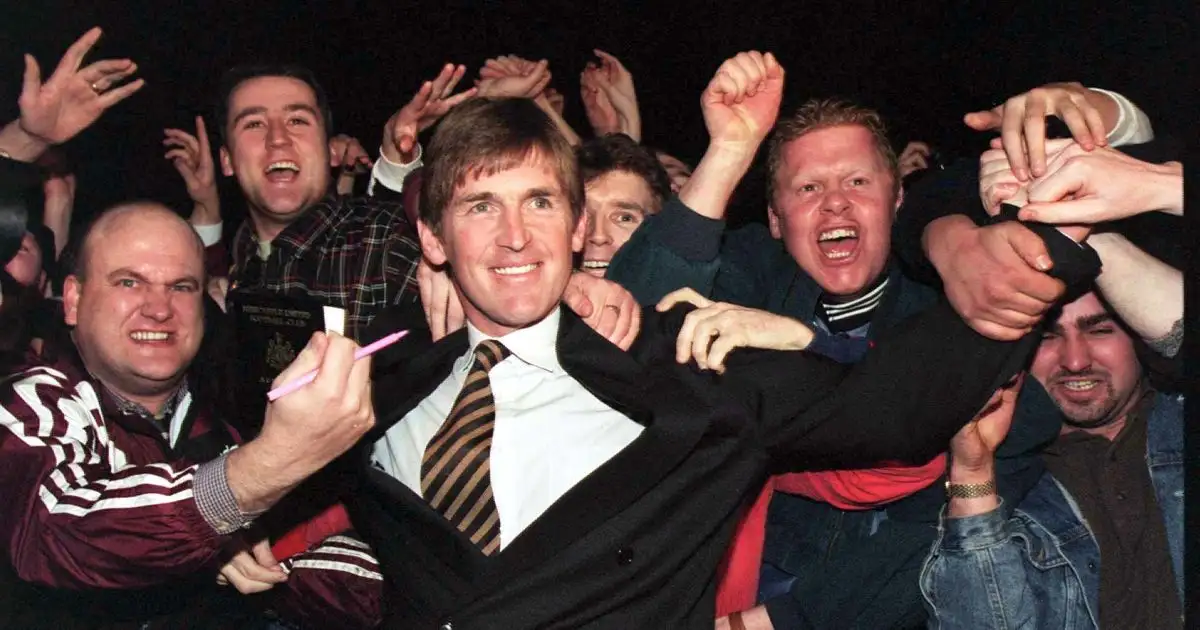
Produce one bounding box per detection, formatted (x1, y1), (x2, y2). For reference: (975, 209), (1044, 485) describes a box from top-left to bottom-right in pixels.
(368, 143), (423, 197)
(1091, 88), (1155, 147)
(192, 222), (224, 247)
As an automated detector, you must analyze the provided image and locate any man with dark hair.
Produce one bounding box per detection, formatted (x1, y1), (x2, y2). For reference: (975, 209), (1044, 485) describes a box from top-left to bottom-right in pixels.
(575, 133), (671, 276)
(924, 290), (1183, 629)
(214, 62), (472, 339)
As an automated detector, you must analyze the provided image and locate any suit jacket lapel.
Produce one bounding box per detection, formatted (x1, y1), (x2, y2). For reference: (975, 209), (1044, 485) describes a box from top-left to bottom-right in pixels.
(481, 310), (713, 582)
(359, 324), (484, 568)
(367, 326), (467, 442)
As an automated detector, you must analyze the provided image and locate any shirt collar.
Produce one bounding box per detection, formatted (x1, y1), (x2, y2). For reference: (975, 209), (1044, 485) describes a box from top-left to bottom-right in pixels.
(464, 307), (563, 374)
(101, 379), (190, 423)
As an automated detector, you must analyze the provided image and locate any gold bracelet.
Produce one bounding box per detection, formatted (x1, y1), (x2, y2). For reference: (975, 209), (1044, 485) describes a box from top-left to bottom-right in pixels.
(945, 479), (996, 498)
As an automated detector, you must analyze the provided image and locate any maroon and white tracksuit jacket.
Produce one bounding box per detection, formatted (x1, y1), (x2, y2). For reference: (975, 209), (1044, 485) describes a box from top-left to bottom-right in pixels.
(0, 348), (381, 628)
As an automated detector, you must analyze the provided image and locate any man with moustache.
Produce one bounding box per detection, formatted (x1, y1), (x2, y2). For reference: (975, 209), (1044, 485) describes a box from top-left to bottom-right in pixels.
(923, 290), (1183, 629)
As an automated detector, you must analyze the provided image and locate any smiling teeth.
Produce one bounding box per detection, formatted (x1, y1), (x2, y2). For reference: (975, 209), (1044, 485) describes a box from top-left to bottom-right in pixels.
(494, 264), (538, 275)
(1062, 380), (1099, 391)
(581, 261), (609, 269)
(824, 250), (852, 259)
(819, 227), (857, 242)
(266, 161), (300, 173)
(131, 331), (169, 341)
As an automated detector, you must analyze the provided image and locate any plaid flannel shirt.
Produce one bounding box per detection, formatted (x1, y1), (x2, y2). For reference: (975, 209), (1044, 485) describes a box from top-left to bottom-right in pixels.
(228, 194), (421, 341)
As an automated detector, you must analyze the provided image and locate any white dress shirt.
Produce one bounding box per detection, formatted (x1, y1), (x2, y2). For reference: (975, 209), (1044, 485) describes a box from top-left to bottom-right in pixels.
(366, 143), (423, 197)
(1092, 88), (1154, 146)
(373, 308), (644, 550)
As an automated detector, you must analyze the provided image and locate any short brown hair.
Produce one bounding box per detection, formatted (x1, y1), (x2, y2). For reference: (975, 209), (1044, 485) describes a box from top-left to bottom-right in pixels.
(766, 98), (900, 205)
(576, 134), (673, 213)
(419, 98), (583, 232)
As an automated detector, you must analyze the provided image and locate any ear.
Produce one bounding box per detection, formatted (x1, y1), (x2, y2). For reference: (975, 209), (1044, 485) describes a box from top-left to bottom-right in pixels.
(767, 205), (783, 240)
(417, 220), (448, 266)
(219, 146), (234, 177)
(63, 275), (82, 327)
(571, 210), (589, 253)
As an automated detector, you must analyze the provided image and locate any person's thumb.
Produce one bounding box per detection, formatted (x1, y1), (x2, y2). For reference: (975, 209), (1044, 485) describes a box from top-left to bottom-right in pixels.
(1006, 224), (1054, 273)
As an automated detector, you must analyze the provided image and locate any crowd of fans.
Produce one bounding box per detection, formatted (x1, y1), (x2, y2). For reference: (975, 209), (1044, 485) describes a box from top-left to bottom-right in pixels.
(0, 26), (1184, 630)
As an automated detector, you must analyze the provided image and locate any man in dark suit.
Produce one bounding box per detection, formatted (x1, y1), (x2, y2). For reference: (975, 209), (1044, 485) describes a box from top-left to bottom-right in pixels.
(325, 51), (1101, 629)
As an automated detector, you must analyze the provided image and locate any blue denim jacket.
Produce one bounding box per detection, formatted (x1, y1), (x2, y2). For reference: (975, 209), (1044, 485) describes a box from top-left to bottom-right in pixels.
(920, 392), (1184, 630)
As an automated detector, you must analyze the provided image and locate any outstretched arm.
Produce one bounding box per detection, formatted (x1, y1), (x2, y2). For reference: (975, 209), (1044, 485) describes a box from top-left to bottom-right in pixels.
(370, 63), (476, 197)
(682, 51), (784, 221)
(0, 27), (144, 163)
(1088, 233), (1182, 356)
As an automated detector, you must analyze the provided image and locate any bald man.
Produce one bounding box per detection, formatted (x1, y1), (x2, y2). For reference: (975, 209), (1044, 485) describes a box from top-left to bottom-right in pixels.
(0, 202), (380, 628)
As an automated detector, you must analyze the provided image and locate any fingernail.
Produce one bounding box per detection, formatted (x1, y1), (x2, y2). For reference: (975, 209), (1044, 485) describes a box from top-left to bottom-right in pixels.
(1035, 255), (1051, 271)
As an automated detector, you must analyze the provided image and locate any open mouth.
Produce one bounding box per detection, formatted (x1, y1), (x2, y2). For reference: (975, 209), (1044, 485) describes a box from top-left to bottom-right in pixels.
(492, 263), (541, 276)
(581, 260), (609, 272)
(264, 161), (300, 183)
(816, 226), (859, 261)
(130, 331), (172, 343)
(1059, 379), (1100, 392)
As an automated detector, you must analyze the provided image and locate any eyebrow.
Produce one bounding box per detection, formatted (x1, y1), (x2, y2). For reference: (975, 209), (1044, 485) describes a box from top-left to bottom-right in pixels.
(611, 200), (646, 212)
(230, 103), (319, 128)
(456, 187), (561, 206)
(108, 268), (200, 287)
(1076, 313), (1114, 329)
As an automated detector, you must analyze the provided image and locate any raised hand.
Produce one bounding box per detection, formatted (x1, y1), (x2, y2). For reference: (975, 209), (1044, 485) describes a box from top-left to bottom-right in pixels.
(383, 63), (477, 164)
(328, 133), (372, 195)
(476, 56), (552, 101)
(544, 87), (566, 117)
(700, 51), (784, 155)
(580, 65), (620, 136)
(590, 49), (641, 142)
(898, 141), (932, 179)
(964, 82), (1116, 181)
(18, 27), (144, 150)
(947, 373), (1024, 517)
(478, 55), (580, 144)
(164, 116), (219, 218)
(1021, 145), (1183, 224)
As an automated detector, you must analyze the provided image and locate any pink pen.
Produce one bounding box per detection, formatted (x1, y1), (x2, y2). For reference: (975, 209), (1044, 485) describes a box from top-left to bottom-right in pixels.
(266, 330), (410, 401)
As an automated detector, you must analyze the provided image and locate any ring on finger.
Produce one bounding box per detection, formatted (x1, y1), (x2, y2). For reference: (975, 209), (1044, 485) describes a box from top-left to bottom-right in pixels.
(90, 81), (105, 94)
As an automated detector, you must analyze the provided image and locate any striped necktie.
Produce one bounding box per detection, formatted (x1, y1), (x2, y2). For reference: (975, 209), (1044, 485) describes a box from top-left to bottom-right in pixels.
(421, 339), (511, 555)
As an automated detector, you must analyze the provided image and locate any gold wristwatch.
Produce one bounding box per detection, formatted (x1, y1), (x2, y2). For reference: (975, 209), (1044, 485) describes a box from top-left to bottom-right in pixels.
(945, 479), (996, 498)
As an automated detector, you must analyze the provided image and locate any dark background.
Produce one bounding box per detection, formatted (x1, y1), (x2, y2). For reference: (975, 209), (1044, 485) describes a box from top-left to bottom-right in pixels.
(0, 0), (1193, 229)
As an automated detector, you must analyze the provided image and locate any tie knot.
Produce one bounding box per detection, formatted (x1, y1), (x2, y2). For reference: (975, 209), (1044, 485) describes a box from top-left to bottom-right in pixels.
(473, 339), (511, 373)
